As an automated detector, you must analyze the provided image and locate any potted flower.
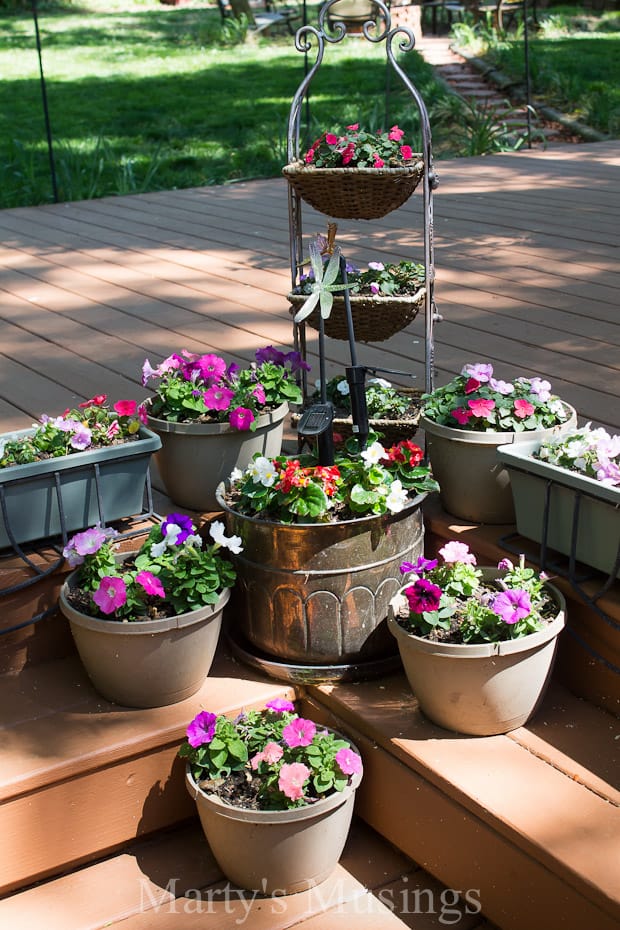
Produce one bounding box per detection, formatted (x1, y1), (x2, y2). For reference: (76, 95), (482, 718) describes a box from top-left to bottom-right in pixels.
(181, 699), (363, 893)
(388, 541), (566, 735)
(0, 395), (160, 549)
(141, 346), (307, 511)
(58, 513), (241, 707)
(497, 423), (620, 579)
(292, 373), (422, 447)
(288, 233), (426, 342)
(419, 362), (577, 523)
(282, 123), (424, 220)
(216, 437), (439, 673)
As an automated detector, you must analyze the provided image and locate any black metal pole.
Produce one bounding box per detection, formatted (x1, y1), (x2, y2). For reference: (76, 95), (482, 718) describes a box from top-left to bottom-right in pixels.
(523, 0), (532, 149)
(31, 0), (58, 202)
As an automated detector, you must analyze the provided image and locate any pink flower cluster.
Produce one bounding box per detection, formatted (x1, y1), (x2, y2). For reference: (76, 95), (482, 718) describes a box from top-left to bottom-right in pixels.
(303, 124), (415, 170)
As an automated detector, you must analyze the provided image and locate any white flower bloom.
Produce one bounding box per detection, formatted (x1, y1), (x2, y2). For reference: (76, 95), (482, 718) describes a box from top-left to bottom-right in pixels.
(150, 538), (168, 558)
(209, 520), (243, 554)
(368, 377), (391, 389)
(336, 379), (350, 396)
(548, 398), (566, 418)
(385, 479), (408, 513)
(389, 592), (409, 614)
(247, 456), (277, 486)
(229, 467), (243, 483)
(185, 533), (203, 549)
(162, 523), (182, 545)
(361, 441), (386, 467)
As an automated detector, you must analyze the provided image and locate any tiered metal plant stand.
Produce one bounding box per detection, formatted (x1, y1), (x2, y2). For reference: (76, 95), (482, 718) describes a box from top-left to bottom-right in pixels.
(285, 0), (439, 403)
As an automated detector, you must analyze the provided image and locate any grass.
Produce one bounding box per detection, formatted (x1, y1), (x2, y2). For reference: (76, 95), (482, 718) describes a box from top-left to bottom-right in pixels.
(450, 7), (620, 136)
(0, 0), (459, 207)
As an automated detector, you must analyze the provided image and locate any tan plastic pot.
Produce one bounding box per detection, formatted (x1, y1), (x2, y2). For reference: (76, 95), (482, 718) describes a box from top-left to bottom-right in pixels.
(186, 746), (362, 894)
(420, 405), (577, 524)
(146, 402), (288, 512)
(388, 571), (566, 735)
(60, 571), (229, 708)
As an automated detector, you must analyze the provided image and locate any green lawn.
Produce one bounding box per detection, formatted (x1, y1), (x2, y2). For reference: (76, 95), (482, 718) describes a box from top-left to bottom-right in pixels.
(0, 0), (450, 207)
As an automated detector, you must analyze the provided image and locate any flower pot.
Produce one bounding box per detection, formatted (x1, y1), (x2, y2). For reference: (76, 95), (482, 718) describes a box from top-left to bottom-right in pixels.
(146, 403), (288, 512)
(497, 439), (620, 579)
(217, 488), (426, 667)
(0, 426), (161, 550)
(420, 406), (577, 524)
(59, 569), (229, 708)
(185, 749), (362, 894)
(282, 161), (424, 221)
(287, 289), (425, 343)
(388, 571), (566, 735)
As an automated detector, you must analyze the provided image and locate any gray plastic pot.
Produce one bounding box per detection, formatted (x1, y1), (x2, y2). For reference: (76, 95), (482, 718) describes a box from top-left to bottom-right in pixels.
(420, 404), (577, 524)
(146, 402), (288, 512)
(388, 571), (566, 735)
(186, 741), (362, 894)
(60, 574), (229, 708)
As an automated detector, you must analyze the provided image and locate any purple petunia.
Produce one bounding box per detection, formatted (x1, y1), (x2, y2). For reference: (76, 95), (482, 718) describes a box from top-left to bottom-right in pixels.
(265, 697), (296, 714)
(491, 589), (532, 624)
(161, 513), (195, 545)
(186, 711), (218, 748)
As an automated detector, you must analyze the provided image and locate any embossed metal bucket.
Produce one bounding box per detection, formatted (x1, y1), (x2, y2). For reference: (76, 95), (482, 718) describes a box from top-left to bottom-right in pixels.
(217, 489), (426, 666)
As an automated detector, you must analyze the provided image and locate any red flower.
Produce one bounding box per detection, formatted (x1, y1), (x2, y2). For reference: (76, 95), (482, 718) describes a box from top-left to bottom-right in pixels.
(79, 394), (106, 408)
(464, 377), (481, 395)
(451, 407), (472, 425)
(400, 145), (413, 160)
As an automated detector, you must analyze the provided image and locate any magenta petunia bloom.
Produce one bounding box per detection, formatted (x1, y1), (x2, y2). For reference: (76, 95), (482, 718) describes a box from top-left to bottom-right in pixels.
(400, 145), (413, 160)
(113, 399), (137, 417)
(135, 571), (165, 598)
(252, 384), (266, 405)
(335, 747), (363, 776)
(203, 385), (234, 412)
(491, 589), (532, 624)
(265, 697), (296, 713)
(229, 407), (255, 431)
(325, 133), (338, 145)
(186, 710), (218, 748)
(196, 354), (227, 383)
(137, 403), (149, 425)
(404, 578), (442, 614)
(373, 155), (385, 168)
(278, 762), (311, 801)
(93, 576), (127, 615)
(514, 398), (535, 419)
(282, 717), (317, 748)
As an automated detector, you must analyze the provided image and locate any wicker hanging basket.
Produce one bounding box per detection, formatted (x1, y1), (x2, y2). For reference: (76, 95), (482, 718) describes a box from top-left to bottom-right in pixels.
(282, 160), (425, 220)
(291, 388), (423, 447)
(288, 288), (425, 343)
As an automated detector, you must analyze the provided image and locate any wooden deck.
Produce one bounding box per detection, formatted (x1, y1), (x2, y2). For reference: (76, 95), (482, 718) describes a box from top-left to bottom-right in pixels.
(0, 140), (618, 436)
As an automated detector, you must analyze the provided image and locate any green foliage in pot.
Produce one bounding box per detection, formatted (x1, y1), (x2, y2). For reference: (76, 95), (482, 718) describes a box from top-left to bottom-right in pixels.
(62, 513), (240, 619)
(0, 394), (143, 467)
(141, 345), (307, 431)
(314, 374), (415, 419)
(303, 123), (417, 168)
(223, 435), (438, 523)
(421, 362), (570, 433)
(180, 700), (363, 811)
(391, 541), (559, 644)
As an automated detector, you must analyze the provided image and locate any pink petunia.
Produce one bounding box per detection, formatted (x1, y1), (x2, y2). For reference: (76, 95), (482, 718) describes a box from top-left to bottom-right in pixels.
(346, 123), (359, 130)
(400, 145), (413, 160)
(265, 698), (296, 713)
(282, 717), (316, 748)
(514, 399), (535, 419)
(137, 403), (149, 425)
(196, 354), (227, 383)
(135, 571), (165, 598)
(468, 398), (496, 419)
(373, 154), (385, 168)
(278, 762), (311, 801)
(106, 420), (120, 440)
(325, 133), (338, 145)
(252, 384), (266, 405)
(263, 741), (284, 764)
(93, 576), (127, 615)
(335, 747), (363, 776)
(388, 125), (405, 141)
(491, 589), (531, 624)
(439, 541), (477, 565)
(229, 407), (255, 431)
(113, 399), (137, 417)
(305, 148), (315, 164)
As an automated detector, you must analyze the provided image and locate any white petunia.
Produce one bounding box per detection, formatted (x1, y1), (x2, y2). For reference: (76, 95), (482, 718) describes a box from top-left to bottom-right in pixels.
(209, 520), (243, 554)
(337, 379), (350, 396)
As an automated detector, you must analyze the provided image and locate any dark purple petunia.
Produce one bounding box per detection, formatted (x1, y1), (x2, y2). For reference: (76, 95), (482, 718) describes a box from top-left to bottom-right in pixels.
(404, 578), (442, 614)
(186, 711), (218, 748)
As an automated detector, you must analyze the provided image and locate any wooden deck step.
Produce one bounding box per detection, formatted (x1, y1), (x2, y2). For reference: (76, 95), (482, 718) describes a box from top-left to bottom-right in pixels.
(302, 678), (620, 930)
(0, 649), (294, 895)
(0, 818), (495, 930)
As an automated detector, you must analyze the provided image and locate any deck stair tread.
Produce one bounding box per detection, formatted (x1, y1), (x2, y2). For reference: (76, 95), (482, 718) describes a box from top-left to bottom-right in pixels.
(0, 819), (492, 930)
(304, 676), (620, 927)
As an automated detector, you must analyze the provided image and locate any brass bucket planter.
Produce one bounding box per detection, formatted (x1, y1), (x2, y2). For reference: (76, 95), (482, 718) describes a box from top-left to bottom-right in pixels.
(217, 488), (426, 673)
